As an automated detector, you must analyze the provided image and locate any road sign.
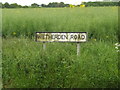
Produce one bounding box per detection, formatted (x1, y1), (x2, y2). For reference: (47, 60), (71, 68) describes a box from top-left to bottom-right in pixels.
(36, 32), (87, 55)
(36, 32), (87, 42)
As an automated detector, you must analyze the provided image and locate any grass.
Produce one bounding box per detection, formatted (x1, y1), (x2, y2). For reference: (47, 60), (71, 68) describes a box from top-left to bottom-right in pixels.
(2, 7), (118, 41)
(2, 7), (119, 88)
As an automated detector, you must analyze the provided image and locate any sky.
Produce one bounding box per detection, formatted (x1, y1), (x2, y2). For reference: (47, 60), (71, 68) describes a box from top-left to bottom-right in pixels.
(0, 0), (103, 6)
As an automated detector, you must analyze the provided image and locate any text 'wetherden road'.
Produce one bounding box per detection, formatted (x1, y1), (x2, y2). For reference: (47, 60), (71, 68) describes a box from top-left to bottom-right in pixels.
(36, 32), (87, 42)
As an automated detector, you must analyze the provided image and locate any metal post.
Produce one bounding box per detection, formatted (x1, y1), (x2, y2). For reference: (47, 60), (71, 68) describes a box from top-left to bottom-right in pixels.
(77, 43), (80, 56)
(43, 42), (46, 51)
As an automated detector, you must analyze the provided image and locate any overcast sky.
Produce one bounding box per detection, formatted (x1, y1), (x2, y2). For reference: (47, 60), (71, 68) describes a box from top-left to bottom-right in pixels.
(1, 0), (103, 6)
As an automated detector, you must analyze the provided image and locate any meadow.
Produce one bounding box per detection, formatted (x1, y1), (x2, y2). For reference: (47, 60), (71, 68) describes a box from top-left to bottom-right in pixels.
(2, 7), (119, 88)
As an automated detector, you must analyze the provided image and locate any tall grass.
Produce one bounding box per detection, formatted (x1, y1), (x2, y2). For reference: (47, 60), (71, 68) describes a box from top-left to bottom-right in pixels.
(3, 7), (118, 42)
(2, 7), (119, 88)
(2, 38), (118, 88)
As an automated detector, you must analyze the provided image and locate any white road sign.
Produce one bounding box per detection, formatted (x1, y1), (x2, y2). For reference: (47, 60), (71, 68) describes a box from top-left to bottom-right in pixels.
(36, 32), (87, 42)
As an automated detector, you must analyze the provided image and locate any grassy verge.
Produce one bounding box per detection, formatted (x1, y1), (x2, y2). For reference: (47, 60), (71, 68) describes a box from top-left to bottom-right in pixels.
(2, 38), (118, 88)
(2, 7), (119, 88)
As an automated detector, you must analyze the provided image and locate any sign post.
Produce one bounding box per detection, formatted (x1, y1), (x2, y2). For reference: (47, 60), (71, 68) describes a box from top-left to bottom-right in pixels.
(77, 43), (80, 56)
(43, 42), (46, 51)
(36, 32), (87, 55)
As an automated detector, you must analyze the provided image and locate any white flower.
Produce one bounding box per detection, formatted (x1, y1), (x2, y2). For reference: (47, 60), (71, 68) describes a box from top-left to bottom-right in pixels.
(117, 50), (119, 52)
(115, 43), (118, 46)
(115, 43), (120, 47)
(115, 47), (118, 49)
(117, 44), (120, 47)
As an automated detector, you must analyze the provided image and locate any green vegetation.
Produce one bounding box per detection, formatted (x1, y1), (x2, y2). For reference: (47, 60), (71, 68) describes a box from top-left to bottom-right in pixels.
(1, 1), (120, 8)
(2, 7), (119, 88)
(83, 2), (119, 7)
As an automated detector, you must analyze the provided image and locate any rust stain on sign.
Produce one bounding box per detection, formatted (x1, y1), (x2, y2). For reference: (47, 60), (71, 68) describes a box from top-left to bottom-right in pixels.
(36, 32), (87, 42)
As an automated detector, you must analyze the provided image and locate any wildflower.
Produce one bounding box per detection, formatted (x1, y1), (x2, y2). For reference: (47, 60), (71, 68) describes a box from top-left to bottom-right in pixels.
(117, 44), (120, 47)
(117, 50), (119, 52)
(115, 43), (118, 46)
(80, 4), (85, 7)
(93, 39), (96, 41)
(115, 46), (118, 49)
(115, 43), (120, 47)
(114, 43), (120, 52)
(69, 4), (75, 8)
(13, 32), (16, 35)
(106, 36), (109, 38)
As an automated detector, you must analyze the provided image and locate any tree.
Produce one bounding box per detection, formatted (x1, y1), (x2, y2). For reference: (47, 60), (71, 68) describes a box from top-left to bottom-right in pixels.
(112, 0), (120, 2)
(41, 4), (47, 7)
(18, 5), (22, 8)
(31, 3), (39, 8)
(10, 3), (21, 8)
(22, 5), (29, 8)
(48, 2), (58, 7)
(47, 2), (68, 7)
(84, 1), (119, 7)
(59, 2), (65, 7)
(65, 4), (69, 7)
(4, 2), (10, 8)
(103, 0), (120, 2)
(103, 0), (111, 2)
(0, 3), (2, 8)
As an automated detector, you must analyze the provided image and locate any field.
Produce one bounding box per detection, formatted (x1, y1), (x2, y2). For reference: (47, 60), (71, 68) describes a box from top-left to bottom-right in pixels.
(2, 7), (119, 88)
